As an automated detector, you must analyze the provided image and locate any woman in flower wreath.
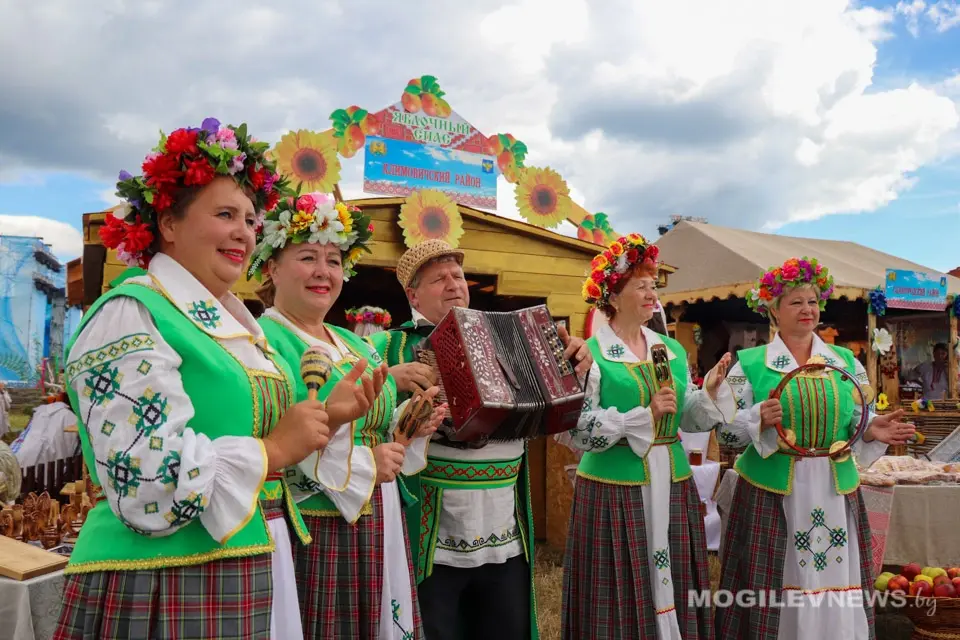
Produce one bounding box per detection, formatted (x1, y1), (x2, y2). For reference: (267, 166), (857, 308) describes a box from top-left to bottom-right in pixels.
(249, 192), (446, 639)
(715, 257), (916, 640)
(346, 305), (393, 337)
(561, 234), (734, 640)
(53, 119), (380, 640)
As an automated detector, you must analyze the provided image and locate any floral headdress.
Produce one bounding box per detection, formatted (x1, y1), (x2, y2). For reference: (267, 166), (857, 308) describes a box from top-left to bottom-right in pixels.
(247, 192), (374, 281)
(100, 118), (287, 268)
(345, 305), (392, 328)
(582, 233), (660, 308)
(747, 257), (835, 317)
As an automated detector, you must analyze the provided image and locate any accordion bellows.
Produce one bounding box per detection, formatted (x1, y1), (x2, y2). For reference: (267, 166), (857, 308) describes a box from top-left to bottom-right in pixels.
(417, 305), (586, 442)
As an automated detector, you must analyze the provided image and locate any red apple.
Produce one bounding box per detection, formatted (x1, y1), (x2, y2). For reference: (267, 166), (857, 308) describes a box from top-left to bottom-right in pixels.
(951, 577), (960, 591)
(948, 567), (960, 579)
(935, 575), (952, 587)
(934, 583), (957, 598)
(421, 93), (438, 117)
(902, 563), (922, 581)
(915, 581), (934, 598)
(359, 114), (380, 136)
(401, 92), (421, 113)
(888, 576), (910, 593)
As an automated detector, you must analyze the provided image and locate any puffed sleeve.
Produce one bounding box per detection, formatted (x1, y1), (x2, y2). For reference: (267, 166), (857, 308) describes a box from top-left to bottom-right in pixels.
(680, 362), (737, 433)
(850, 358), (888, 468)
(717, 362), (780, 458)
(565, 361), (653, 458)
(293, 414), (376, 526)
(67, 296), (267, 543)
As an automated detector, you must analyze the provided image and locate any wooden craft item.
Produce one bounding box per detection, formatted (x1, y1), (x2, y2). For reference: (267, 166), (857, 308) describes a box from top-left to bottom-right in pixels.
(0, 535), (68, 580)
(394, 392), (434, 446)
(650, 344), (673, 390)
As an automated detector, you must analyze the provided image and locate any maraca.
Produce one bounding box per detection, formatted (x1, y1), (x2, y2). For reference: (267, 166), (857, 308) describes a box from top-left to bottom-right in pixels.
(300, 346), (335, 401)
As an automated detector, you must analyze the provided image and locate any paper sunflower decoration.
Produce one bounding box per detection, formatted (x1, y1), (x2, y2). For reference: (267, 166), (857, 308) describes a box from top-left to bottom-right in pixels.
(515, 166), (572, 229)
(876, 393), (889, 411)
(398, 189), (464, 248)
(272, 129), (341, 193)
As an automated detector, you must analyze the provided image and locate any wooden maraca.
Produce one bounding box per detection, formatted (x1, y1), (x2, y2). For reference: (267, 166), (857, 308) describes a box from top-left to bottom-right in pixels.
(300, 346), (335, 401)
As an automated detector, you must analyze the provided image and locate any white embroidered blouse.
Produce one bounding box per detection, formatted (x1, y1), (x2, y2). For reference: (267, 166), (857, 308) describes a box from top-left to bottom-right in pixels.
(719, 333), (888, 466)
(263, 307), (429, 524)
(66, 254), (272, 544)
(565, 324), (734, 458)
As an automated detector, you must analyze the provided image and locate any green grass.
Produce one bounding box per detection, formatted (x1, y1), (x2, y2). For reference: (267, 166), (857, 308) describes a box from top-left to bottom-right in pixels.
(1, 410), (32, 445)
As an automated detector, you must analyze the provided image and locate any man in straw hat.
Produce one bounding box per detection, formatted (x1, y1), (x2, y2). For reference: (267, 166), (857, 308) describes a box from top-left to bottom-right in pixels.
(367, 238), (591, 640)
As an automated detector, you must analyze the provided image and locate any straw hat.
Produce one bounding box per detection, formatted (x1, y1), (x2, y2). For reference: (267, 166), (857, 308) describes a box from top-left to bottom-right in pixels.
(396, 240), (464, 288)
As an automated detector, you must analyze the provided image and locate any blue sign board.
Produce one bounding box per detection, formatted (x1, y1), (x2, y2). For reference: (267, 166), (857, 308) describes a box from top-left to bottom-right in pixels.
(884, 269), (948, 311)
(362, 135), (497, 210)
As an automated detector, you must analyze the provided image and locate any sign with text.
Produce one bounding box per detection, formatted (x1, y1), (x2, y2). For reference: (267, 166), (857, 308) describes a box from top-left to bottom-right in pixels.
(363, 135), (497, 209)
(884, 269), (948, 311)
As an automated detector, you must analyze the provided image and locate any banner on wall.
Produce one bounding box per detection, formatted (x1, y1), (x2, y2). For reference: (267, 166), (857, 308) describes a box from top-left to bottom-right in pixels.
(361, 76), (497, 209)
(884, 269), (947, 311)
(363, 135), (497, 209)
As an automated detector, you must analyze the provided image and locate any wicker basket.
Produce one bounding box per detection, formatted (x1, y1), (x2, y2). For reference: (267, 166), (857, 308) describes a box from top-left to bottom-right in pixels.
(900, 595), (960, 633)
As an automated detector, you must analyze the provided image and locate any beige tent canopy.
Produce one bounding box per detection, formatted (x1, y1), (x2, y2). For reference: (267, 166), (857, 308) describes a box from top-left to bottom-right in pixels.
(654, 221), (960, 305)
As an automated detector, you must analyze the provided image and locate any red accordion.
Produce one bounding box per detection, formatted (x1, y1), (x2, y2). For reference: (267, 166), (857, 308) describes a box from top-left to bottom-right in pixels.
(415, 305), (586, 442)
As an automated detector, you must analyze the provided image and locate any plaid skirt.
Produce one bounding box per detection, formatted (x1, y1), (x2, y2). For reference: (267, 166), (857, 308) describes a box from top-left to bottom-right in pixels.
(562, 476), (714, 640)
(295, 485), (423, 639)
(53, 501), (283, 640)
(716, 481), (875, 640)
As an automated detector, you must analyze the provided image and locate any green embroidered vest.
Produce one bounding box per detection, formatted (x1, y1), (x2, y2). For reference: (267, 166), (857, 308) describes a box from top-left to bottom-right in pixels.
(259, 317), (398, 516)
(366, 322), (424, 404)
(576, 334), (691, 486)
(734, 344), (860, 495)
(64, 282), (309, 574)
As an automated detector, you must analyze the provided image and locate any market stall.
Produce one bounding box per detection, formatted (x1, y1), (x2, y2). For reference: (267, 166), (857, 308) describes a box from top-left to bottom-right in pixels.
(865, 271), (960, 461)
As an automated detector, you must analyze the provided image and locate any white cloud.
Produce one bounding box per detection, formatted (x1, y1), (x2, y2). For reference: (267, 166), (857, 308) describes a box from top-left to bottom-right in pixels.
(0, 215), (83, 260)
(99, 188), (120, 206)
(927, 0), (960, 31)
(896, 0), (960, 34)
(896, 0), (927, 36)
(0, 0), (958, 241)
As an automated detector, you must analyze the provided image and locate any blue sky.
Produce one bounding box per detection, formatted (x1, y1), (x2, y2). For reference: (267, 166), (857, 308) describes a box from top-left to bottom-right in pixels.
(773, 0), (960, 273)
(1, 0), (959, 274)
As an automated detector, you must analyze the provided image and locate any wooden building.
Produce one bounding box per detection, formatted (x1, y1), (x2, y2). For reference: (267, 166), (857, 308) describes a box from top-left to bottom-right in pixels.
(78, 196), (679, 550)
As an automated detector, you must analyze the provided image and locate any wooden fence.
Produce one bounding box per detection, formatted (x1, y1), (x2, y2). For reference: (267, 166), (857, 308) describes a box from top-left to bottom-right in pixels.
(19, 454), (84, 502)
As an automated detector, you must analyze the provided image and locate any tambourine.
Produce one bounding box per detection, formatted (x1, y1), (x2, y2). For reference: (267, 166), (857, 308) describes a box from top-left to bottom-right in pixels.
(770, 357), (871, 461)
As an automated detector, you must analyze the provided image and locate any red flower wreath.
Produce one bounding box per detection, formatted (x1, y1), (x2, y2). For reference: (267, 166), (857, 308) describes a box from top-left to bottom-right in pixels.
(101, 118), (289, 268)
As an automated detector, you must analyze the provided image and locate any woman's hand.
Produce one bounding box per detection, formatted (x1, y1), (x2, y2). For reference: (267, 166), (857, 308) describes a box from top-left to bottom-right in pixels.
(263, 399), (330, 471)
(864, 409), (916, 445)
(650, 387), (677, 422)
(704, 353), (732, 401)
(324, 359), (386, 427)
(389, 362), (436, 394)
(759, 393), (783, 432)
(373, 442), (406, 484)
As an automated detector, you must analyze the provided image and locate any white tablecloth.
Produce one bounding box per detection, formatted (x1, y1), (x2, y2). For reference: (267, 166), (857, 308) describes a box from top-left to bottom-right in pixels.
(0, 570), (64, 640)
(682, 431), (721, 551)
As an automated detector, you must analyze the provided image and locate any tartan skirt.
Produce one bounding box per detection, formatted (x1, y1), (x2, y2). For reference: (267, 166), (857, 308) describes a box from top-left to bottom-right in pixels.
(716, 480), (875, 640)
(52, 500), (283, 640)
(295, 484), (423, 639)
(562, 476), (714, 640)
